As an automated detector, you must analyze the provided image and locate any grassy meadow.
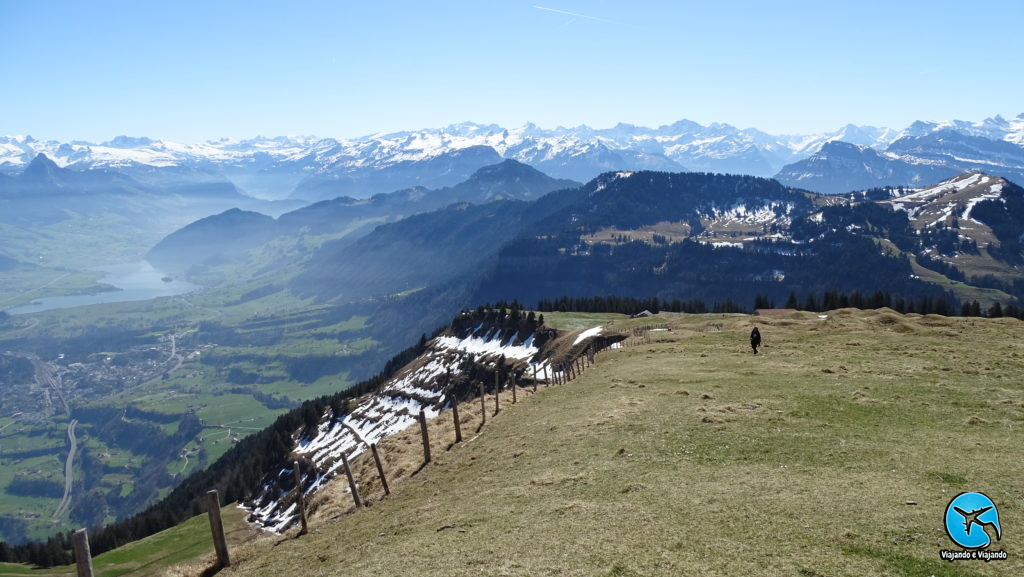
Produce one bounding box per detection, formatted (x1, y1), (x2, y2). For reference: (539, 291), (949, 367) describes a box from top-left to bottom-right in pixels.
(0, 504), (252, 577)
(216, 309), (1022, 577)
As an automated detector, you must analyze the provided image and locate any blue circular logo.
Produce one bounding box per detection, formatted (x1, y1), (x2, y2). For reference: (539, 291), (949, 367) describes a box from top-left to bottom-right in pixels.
(944, 492), (1001, 550)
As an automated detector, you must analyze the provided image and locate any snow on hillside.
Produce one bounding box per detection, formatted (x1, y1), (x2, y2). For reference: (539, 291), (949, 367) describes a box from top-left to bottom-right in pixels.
(245, 325), (562, 533)
(573, 326), (603, 345)
(703, 202), (792, 227)
(892, 173), (987, 207)
(888, 172), (1008, 227)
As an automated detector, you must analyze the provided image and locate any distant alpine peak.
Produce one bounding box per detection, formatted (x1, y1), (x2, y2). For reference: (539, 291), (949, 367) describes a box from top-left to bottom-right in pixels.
(22, 152), (61, 179)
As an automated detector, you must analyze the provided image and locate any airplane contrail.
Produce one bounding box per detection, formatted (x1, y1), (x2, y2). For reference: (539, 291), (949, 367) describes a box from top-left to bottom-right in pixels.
(532, 5), (631, 27)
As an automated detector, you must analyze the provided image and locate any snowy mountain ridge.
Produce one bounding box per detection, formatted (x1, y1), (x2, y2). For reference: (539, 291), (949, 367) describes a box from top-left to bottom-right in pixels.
(4, 113), (1022, 199)
(0, 120), (903, 177)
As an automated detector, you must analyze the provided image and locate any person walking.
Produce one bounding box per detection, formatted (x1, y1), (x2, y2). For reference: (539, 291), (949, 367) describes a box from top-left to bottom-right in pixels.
(750, 327), (761, 354)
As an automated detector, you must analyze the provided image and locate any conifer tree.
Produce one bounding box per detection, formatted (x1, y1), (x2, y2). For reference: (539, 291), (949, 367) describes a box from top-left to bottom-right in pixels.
(785, 291), (798, 309)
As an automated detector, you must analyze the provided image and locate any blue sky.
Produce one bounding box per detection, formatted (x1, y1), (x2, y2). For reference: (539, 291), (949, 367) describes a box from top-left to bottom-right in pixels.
(1, 0), (1021, 142)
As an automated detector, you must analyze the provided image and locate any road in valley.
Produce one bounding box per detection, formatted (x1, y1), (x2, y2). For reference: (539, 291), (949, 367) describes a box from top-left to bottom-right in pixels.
(52, 418), (79, 520)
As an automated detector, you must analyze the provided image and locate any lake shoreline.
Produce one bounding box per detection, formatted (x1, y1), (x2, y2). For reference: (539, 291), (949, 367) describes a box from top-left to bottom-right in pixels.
(7, 261), (198, 315)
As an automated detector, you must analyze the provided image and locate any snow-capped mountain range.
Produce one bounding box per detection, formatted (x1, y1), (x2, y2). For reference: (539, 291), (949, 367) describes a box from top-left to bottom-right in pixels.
(2, 114), (1023, 199)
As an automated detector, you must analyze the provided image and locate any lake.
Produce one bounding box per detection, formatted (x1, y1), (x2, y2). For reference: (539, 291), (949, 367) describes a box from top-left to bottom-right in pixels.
(8, 261), (198, 315)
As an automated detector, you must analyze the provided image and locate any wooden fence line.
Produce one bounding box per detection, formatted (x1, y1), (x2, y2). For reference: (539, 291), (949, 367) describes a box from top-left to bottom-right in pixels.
(198, 333), (631, 542)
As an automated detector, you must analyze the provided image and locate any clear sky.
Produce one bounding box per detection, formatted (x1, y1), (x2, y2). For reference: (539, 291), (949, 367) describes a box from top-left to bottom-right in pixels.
(1, 0), (1021, 142)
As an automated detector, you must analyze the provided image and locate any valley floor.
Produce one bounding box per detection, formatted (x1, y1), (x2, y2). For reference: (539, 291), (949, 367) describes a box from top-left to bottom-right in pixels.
(201, 309), (1022, 577)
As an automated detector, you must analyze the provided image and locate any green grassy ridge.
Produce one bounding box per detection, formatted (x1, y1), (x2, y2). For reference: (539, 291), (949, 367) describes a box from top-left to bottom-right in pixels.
(0, 503), (251, 577)
(227, 310), (1022, 577)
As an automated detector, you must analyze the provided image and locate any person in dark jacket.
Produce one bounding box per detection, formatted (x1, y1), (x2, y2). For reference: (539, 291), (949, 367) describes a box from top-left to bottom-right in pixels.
(750, 327), (761, 354)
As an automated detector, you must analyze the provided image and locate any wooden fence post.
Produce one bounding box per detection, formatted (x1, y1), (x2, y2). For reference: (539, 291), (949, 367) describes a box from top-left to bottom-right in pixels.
(511, 372), (517, 404)
(418, 409), (431, 464)
(72, 529), (93, 577)
(340, 452), (363, 508)
(446, 368), (462, 444)
(479, 381), (486, 425)
(494, 372), (501, 415)
(206, 490), (230, 568)
(451, 396), (462, 443)
(370, 443), (390, 496)
(293, 461), (308, 535)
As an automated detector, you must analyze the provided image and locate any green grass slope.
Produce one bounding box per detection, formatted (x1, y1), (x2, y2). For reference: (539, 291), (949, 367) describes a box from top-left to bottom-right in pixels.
(215, 309), (1023, 577)
(0, 504), (252, 577)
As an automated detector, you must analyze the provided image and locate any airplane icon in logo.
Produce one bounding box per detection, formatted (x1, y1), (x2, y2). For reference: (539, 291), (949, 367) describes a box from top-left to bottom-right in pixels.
(952, 505), (1001, 541)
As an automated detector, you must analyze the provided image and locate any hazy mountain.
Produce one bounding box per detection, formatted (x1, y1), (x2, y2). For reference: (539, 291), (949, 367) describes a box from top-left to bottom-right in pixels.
(886, 129), (1024, 181)
(5, 153), (147, 196)
(774, 141), (959, 194)
(291, 144), (505, 201)
(149, 160), (581, 273)
(776, 129), (1024, 195)
(146, 208), (276, 270)
(424, 158), (579, 203)
(290, 200), (542, 301)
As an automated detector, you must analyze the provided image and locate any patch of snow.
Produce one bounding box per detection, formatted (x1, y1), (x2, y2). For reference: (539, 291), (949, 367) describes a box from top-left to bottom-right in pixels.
(245, 329), (546, 531)
(961, 185), (1003, 223)
(573, 326), (604, 345)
